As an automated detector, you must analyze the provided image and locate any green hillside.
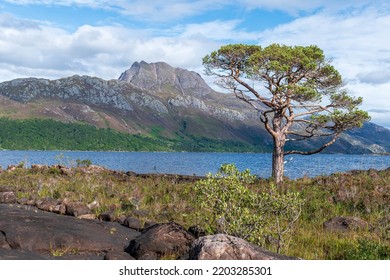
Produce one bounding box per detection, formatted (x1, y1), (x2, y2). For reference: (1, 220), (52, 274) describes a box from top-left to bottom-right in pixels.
(0, 118), (270, 152)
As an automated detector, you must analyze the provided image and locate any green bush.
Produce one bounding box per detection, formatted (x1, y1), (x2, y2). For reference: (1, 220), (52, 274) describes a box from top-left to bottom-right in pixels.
(76, 159), (92, 167)
(324, 238), (390, 260)
(195, 164), (304, 253)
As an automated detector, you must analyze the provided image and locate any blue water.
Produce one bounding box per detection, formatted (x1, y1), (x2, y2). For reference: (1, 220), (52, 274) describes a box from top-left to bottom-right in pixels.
(0, 150), (389, 179)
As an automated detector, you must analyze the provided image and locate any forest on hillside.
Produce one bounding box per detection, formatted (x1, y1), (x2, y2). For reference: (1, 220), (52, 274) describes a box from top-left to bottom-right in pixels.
(0, 118), (269, 153)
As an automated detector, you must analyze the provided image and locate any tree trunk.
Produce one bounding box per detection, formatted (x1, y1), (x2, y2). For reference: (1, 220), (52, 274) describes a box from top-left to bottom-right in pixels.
(272, 133), (285, 184)
(271, 110), (286, 184)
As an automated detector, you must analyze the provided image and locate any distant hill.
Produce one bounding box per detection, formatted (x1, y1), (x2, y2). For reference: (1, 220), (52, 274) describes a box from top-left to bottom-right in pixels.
(0, 61), (388, 153)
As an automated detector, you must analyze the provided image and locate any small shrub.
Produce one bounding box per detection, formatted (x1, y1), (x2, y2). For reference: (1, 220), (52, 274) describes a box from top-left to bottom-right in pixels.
(195, 164), (304, 253)
(48, 166), (61, 175)
(76, 159), (92, 167)
(347, 239), (390, 260)
(324, 238), (390, 260)
(17, 161), (26, 169)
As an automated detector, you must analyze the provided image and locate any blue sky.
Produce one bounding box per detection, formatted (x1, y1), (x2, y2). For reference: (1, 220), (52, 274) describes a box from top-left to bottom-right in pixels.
(0, 0), (389, 128)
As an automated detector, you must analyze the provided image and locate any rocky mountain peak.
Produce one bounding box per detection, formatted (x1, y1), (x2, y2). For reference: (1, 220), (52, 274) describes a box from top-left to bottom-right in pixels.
(118, 61), (212, 96)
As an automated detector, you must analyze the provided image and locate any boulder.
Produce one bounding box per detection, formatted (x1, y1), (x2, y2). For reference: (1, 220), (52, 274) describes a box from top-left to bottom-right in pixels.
(0, 204), (140, 259)
(189, 234), (296, 260)
(125, 222), (195, 260)
(36, 197), (60, 212)
(323, 216), (370, 232)
(52, 204), (67, 215)
(77, 214), (97, 220)
(126, 171), (138, 177)
(123, 216), (142, 231)
(0, 191), (17, 204)
(65, 202), (91, 217)
(17, 197), (29, 205)
(6, 165), (17, 172)
(99, 211), (115, 222)
(31, 164), (49, 171)
(59, 166), (72, 176)
(87, 200), (101, 211)
(81, 165), (108, 174)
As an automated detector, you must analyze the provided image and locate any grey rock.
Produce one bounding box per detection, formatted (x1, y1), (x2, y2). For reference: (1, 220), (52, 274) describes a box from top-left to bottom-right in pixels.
(119, 61), (212, 97)
(36, 197), (60, 212)
(99, 211), (115, 222)
(323, 216), (371, 232)
(52, 204), (66, 215)
(31, 164), (49, 171)
(125, 222), (195, 260)
(17, 197), (29, 205)
(123, 216), (142, 231)
(115, 215), (127, 225)
(0, 248), (48, 260)
(128, 92), (168, 114)
(189, 234), (296, 260)
(65, 202), (91, 217)
(168, 95), (207, 110)
(0, 191), (17, 204)
(0, 75), (133, 111)
(0, 204), (140, 259)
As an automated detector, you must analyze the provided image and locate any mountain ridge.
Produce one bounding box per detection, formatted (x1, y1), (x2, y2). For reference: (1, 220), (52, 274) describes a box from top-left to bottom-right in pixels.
(119, 61), (213, 97)
(0, 61), (389, 154)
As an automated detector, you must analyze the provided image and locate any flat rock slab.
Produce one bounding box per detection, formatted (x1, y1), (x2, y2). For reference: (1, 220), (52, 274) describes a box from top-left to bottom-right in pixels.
(0, 248), (49, 260)
(0, 204), (140, 259)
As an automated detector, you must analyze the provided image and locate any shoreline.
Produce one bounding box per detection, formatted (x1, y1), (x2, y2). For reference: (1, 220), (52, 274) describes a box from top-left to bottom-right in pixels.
(0, 164), (389, 260)
(1, 148), (389, 155)
(0, 151), (389, 180)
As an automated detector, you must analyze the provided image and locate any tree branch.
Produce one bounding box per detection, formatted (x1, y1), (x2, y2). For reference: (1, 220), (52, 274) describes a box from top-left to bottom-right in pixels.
(232, 75), (274, 108)
(284, 133), (340, 155)
(286, 131), (336, 141)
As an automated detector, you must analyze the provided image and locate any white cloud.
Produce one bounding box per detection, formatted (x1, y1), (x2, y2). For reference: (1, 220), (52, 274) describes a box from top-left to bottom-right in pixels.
(0, 13), (219, 81)
(357, 69), (390, 85)
(177, 20), (261, 41)
(1, 2), (389, 128)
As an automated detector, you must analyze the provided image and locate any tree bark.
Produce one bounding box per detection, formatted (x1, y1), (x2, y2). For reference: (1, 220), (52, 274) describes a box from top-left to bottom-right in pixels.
(271, 111), (286, 184)
(272, 134), (285, 184)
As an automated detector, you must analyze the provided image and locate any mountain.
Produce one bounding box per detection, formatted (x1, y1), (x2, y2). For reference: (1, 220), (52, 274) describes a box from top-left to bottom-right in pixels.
(119, 61), (213, 97)
(0, 61), (389, 153)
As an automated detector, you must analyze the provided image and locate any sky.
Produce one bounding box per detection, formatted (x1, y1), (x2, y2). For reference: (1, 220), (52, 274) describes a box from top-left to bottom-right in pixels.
(0, 0), (389, 128)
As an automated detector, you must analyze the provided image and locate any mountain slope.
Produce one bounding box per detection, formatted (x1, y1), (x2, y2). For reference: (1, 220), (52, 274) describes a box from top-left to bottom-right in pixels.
(0, 61), (388, 153)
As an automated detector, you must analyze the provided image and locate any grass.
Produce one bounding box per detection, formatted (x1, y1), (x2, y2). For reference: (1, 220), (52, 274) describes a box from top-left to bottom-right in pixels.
(49, 244), (78, 257)
(0, 164), (388, 259)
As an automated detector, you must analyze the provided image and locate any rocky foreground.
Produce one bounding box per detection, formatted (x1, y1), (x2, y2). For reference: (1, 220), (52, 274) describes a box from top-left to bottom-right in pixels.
(1, 164), (387, 260)
(0, 202), (294, 260)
